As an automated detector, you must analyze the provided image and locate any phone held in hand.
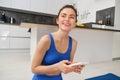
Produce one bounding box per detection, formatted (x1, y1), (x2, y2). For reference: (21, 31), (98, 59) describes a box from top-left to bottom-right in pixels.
(68, 62), (89, 67)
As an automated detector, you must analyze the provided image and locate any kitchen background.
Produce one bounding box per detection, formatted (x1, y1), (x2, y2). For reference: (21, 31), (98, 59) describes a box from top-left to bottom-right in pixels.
(0, 0), (120, 60)
(0, 0), (120, 80)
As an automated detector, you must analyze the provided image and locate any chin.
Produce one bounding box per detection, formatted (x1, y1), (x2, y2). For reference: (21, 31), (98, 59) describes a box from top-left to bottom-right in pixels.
(62, 28), (71, 32)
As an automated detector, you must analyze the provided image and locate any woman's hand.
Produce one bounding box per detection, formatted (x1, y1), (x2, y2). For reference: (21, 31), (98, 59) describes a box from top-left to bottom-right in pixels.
(72, 65), (85, 74)
(56, 60), (74, 74)
(55, 60), (85, 74)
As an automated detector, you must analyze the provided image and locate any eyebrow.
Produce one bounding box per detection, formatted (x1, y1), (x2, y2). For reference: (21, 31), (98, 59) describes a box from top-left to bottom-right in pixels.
(61, 13), (76, 17)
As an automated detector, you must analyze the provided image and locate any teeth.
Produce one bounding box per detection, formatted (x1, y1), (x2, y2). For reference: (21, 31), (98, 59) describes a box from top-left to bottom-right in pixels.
(64, 24), (70, 26)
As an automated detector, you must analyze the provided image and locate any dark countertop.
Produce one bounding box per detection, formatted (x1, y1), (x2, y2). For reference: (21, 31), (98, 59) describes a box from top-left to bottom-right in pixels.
(76, 26), (120, 32)
(0, 22), (120, 32)
(0, 6), (57, 25)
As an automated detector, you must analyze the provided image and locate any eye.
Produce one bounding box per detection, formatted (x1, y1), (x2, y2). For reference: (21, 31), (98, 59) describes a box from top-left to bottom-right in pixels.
(61, 15), (66, 18)
(70, 16), (75, 19)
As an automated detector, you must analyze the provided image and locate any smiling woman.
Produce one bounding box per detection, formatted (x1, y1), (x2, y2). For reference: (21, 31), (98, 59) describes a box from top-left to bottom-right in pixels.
(31, 5), (85, 80)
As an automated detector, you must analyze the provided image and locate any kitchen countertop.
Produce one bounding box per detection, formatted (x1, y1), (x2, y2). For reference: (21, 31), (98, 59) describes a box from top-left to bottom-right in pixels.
(76, 24), (120, 32)
(1, 22), (120, 32)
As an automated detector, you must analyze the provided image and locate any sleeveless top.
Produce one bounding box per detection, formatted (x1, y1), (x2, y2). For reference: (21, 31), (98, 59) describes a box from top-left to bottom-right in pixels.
(32, 34), (72, 80)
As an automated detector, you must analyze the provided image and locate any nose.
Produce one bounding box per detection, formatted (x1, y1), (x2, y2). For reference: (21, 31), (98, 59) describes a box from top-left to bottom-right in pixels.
(65, 16), (69, 21)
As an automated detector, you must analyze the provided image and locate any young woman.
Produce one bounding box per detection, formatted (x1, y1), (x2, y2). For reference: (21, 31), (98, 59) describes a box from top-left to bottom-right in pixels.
(31, 5), (84, 80)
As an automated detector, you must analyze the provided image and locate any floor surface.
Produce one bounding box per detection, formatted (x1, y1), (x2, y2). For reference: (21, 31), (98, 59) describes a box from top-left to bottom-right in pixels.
(0, 52), (120, 80)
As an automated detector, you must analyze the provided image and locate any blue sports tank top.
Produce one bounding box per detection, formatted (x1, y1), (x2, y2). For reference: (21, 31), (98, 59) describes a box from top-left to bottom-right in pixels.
(32, 34), (72, 80)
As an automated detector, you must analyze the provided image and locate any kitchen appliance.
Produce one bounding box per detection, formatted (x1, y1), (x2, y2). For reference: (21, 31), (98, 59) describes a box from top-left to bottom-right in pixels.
(96, 7), (115, 26)
(0, 12), (6, 23)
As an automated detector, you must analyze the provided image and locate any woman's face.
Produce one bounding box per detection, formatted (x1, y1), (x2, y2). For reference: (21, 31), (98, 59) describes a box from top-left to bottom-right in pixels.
(56, 8), (76, 32)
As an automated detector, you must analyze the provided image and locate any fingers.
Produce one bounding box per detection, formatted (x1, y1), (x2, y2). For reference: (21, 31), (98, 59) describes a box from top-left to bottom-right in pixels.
(58, 60), (73, 74)
(63, 60), (72, 65)
(73, 65), (85, 74)
(74, 68), (81, 74)
(59, 60), (85, 74)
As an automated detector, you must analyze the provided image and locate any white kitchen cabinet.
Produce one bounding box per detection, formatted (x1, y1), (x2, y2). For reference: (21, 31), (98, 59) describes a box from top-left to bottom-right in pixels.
(30, 24), (113, 63)
(0, 24), (30, 49)
(76, 0), (115, 23)
(0, 0), (73, 15)
(9, 25), (30, 49)
(0, 0), (12, 8)
(0, 25), (10, 48)
(115, 0), (120, 29)
(0, 25), (10, 37)
(9, 37), (30, 48)
(113, 0), (120, 59)
(0, 37), (9, 48)
(46, 0), (74, 15)
(0, 0), (30, 11)
(30, 0), (74, 14)
(70, 28), (113, 62)
(11, 0), (30, 10)
(9, 26), (30, 37)
(30, 0), (47, 13)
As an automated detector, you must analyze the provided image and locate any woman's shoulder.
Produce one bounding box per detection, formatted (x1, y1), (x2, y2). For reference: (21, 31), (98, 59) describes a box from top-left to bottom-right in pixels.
(37, 34), (51, 50)
(40, 34), (51, 43)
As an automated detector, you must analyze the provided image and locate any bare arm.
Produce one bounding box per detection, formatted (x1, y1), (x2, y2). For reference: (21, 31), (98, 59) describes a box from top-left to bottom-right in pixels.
(31, 35), (61, 75)
(31, 35), (73, 75)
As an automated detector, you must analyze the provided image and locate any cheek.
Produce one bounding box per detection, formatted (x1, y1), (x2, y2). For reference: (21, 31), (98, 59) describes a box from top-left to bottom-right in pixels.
(71, 21), (76, 27)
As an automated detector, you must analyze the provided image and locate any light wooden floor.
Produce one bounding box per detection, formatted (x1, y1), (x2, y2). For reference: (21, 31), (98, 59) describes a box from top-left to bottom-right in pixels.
(0, 52), (120, 80)
(0, 53), (32, 80)
(62, 60), (120, 80)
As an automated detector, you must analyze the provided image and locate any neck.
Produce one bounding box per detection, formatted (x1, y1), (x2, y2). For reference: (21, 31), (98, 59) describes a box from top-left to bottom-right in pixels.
(55, 29), (69, 39)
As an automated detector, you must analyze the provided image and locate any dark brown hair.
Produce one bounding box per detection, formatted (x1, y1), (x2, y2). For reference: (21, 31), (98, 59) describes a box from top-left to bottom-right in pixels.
(56, 5), (78, 22)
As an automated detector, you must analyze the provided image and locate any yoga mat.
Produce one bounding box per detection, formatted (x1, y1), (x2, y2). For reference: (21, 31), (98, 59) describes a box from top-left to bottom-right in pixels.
(85, 73), (120, 80)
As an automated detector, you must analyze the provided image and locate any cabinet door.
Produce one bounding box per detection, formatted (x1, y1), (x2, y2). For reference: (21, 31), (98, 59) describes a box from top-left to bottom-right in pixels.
(0, 25), (10, 37)
(0, 0), (12, 8)
(11, 0), (30, 10)
(9, 37), (30, 49)
(0, 25), (10, 48)
(46, 0), (58, 15)
(0, 35), (10, 48)
(47, 0), (73, 15)
(0, 37), (9, 48)
(30, 0), (73, 14)
(9, 26), (30, 37)
(30, 0), (47, 13)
